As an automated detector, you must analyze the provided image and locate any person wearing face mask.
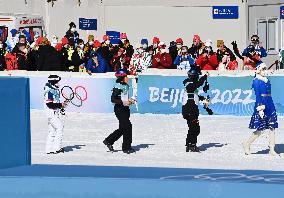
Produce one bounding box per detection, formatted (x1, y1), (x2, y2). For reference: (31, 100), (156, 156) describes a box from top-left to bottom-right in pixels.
(141, 38), (149, 52)
(86, 51), (111, 74)
(37, 37), (61, 71)
(182, 66), (209, 152)
(117, 33), (134, 58)
(83, 35), (95, 55)
(0, 40), (7, 70)
(51, 35), (59, 48)
(12, 42), (29, 70)
(189, 35), (204, 60)
(101, 35), (115, 66)
(58, 37), (71, 71)
(44, 75), (68, 154)
(129, 43), (152, 100)
(69, 39), (85, 72)
(216, 40), (238, 70)
(243, 63), (279, 156)
(196, 39), (218, 70)
(149, 37), (160, 55)
(174, 46), (195, 71)
(176, 38), (183, 54)
(152, 42), (172, 69)
(110, 47), (131, 72)
(65, 22), (79, 48)
(242, 35), (267, 59)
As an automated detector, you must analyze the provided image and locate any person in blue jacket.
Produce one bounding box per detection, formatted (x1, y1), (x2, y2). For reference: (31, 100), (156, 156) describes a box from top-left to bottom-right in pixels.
(243, 63), (279, 156)
(174, 46), (195, 70)
(242, 35), (267, 59)
(86, 51), (111, 74)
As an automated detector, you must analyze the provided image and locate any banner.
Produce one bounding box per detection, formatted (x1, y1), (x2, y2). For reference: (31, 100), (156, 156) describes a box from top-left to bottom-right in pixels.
(281, 6), (284, 19)
(137, 75), (284, 116)
(212, 6), (239, 19)
(0, 77), (31, 169)
(79, 18), (97, 30)
(30, 76), (135, 113)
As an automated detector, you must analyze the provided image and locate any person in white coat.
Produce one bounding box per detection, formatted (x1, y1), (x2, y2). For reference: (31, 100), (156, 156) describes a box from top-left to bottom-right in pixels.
(44, 75), (67, 154)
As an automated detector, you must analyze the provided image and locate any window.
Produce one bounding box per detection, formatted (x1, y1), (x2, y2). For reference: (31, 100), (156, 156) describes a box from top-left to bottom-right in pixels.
(257, 18), (278, 54)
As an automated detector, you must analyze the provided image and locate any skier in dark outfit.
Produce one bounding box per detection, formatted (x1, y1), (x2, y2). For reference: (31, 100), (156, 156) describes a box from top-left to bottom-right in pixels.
(103, 68), (136, 154)
(182, 66), (209, 152)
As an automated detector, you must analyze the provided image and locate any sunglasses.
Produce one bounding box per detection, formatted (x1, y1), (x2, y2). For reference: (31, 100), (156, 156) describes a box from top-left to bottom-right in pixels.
(251, 39), (259, 42)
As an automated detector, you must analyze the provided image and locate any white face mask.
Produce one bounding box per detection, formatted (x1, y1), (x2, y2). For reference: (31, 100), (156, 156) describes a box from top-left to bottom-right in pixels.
(137, 48), (143, 54)
(52, 38), (58, 44)
(71, 27), (76, 32)
(153, 43), (158, 48)
(0, 44), (3, 48)
(259, 68), (268, 77)
(121, 39), (126, 43)
(23, 48), (28, 53)
(15, 33), (19, 38)
(142, 44), (148, 49)
(177, 44), (182, 49)
(160, 49), (166, 54)
(79, 44), (84, 49)
(89, 41), (94, 45)
(105, 40), (110, 45)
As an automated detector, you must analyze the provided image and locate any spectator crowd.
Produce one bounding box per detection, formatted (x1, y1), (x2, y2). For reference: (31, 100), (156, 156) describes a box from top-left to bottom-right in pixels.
(0, 21), (270, 75)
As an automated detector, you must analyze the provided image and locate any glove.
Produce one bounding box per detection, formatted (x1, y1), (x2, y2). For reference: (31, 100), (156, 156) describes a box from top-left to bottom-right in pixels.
(259, 109), (265, 119)
(256, 105), (265, 119)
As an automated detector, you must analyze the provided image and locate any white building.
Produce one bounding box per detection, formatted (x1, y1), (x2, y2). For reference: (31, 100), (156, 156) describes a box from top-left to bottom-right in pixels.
(0, 0), (283, 67)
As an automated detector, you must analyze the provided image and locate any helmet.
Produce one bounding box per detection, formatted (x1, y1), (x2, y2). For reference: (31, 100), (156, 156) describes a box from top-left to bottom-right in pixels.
(187, 65), (201, 76)
(48, 75), (61, 84)
(115, 68), (129, 77)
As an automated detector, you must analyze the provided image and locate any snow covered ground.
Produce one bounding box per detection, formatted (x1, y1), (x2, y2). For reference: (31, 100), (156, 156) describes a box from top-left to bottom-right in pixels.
(31, 110), (284, 171)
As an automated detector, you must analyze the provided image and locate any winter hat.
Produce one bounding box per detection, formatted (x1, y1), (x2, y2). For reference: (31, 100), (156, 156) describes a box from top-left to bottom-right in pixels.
(152, 37), (160, 44)
(217, 40), (224, 48)
(61, 37), (69, 45)
(69, 22), (76, 28)
(93, 40), (101, 48)
(141, 38), (148, 45)
(10, 29), (18, 37)
(205, 39), (213, 47)
(42, 37), (50, 46)
(120, 33), (127, 40)
(55, 43), (63, 51)
(48, 75), (61, 84)
(103, 35), (110, 41)
(88, 35), (94, 41)
(135, 43), (142, 49)
(176, 38), (183, 45)
(36, 36), (44, 45)
(193, 35), (201, 42)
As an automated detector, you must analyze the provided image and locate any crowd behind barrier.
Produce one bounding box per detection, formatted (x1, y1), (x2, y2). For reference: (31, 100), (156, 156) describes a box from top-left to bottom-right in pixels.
(1, 22), (284, 75)
(1, 69), (284, 116)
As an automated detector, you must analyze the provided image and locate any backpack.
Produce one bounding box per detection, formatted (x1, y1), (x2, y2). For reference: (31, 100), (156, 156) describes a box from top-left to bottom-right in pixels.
(5, 53), (18, 70)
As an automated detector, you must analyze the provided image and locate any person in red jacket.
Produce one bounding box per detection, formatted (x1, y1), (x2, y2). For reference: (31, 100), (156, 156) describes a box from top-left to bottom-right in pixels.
(196, 39), (218, 70)
(152, 42), (172, 69)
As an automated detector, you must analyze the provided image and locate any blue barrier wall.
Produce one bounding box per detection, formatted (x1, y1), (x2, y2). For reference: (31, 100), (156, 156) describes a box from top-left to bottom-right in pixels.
(138, 75), (284, 116)
(0, 77), (31, 169)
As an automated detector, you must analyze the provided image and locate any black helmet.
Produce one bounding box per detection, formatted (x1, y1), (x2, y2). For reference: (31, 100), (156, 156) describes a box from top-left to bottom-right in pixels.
(48, 75), (61, 84)
(187, 65), (201, 76)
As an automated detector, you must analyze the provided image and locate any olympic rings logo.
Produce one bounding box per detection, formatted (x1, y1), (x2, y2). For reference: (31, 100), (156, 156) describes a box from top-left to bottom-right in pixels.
(61, 85), (88, 107)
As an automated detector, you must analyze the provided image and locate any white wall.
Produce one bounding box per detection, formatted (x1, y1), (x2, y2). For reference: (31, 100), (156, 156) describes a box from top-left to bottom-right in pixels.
(0, 0), (248, 52)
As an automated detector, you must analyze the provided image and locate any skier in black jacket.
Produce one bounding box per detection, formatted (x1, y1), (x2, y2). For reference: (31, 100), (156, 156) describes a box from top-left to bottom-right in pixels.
(182, 66), (209, 152)
(103, 68), (136, 154)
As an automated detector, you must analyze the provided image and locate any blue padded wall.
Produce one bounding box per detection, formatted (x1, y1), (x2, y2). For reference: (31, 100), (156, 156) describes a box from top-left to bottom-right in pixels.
(0, 77), (31, 169)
